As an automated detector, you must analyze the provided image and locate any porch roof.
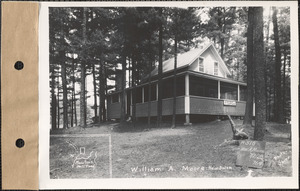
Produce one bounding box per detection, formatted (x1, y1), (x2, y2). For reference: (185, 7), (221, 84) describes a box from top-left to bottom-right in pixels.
(187, 70), (247, 85)
(108, 70), (246, 95)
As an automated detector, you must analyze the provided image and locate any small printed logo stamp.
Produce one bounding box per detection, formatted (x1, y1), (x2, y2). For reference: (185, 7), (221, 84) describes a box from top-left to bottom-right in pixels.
(50, 134), (112, 179)
(72, 147), (98, 169)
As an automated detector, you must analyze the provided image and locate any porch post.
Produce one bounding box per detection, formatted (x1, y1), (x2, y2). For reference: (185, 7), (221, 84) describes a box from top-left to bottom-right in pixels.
(185, 74), (189, 96)
(237, 84), (240, 101)
(184, 73), (191, 125)
(218, 80), (221, 99)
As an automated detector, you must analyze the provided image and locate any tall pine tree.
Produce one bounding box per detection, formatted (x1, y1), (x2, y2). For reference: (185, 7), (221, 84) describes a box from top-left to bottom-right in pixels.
(253, 7), (266, 140)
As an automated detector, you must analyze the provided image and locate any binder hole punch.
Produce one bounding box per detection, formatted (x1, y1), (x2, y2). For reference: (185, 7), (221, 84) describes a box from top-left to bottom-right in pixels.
(16, 138), (25, 148)
(14, 61), (24, 70)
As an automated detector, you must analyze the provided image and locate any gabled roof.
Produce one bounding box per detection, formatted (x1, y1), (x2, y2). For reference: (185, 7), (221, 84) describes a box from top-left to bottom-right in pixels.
(149, 42), (231, 77)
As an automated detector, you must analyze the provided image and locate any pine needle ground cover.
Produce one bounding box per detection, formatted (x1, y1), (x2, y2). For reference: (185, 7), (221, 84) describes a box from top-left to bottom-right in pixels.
(50, 120), (292, 178)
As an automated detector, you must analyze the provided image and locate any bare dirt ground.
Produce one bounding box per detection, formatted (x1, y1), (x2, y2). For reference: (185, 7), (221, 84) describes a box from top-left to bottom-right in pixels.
(50, 119), (292, 179)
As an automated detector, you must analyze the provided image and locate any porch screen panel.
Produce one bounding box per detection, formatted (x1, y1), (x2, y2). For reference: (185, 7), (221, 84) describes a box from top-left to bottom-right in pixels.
(144, 85), (149, 102)
(163, 78), (173, 99)
(176, 75), (185, 96)
(144, 83), (157, 102)
(151, 83), (157, 101)
(240, 85), (247, 101)
(111, 93), (119, 103)
(136, 87), (143, 103)
(162, 76), (185, 99)
(189, 76), (218, 98)
(220, 82), (238, 100)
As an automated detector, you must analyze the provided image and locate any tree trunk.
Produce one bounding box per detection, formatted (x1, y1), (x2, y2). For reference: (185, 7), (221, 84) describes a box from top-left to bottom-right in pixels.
(103, 66), (107, 122)
(99, 59), (106, 123)
(120, 54), (127, 123)
(132, 55), (137, 126)
(243, 7), (254, 126)
(273, 7), (284, 123)
(74, 97), (77, 126)
(220, 38), (224, 59)
(98, 60), (102, 123)
(253, 7), (266, 141)
(70, 59), (74, 127)
(92, 63), (98, 123)
(136, 64), (140, 84)
(147, 40), (152, 129)
(72, 60), (77, 127)
(80, 63), (86, 128)
(171, 35), (178, 128)
(51, 95), (57, 130)
(128, 58), (131, 87)
(236, 61), (240, 81)
(220, 21), (225, 59)
(71, 91), (74, 127)
(147, 71), (152, 128)
(282, 48), (287, 121)
(50, 64), (57, 130)
(80, 7), (87, 128)
(157, 8), (163, 127)
(61, 56), (68, 129)
(60, 22), (68, 129)
(57, 85), (60, 129)
(268, 85), (272, 121)
(219, 7), (225, 59)
(74, 90), (78, 126)
(265, 7), (272, 122)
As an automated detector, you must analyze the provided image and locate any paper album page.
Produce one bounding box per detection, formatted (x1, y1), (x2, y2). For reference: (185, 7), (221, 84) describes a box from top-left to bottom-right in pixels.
(3, 1), (299, 190)
(1, 2), (39, 190)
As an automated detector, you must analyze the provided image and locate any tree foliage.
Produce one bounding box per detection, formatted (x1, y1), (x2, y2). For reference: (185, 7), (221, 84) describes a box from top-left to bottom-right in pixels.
(49, 6), (291, 133)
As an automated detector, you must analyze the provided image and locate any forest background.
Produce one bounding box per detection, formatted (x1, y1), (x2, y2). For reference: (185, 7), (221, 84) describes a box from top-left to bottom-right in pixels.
(49, 6), (291, 140)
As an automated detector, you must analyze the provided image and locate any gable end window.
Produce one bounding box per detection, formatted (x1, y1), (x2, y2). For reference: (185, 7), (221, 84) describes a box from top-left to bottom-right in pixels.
(214, 62), (218, 76)
(199, 58), (204, 72)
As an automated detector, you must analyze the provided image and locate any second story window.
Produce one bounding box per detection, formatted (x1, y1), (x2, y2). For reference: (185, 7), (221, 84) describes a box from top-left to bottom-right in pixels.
(199, 58), (204, 72)
(214, 62), (218, 76)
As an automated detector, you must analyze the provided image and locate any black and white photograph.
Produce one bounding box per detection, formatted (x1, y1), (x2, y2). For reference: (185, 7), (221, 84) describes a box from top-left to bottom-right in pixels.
(38, 1), (298, 189)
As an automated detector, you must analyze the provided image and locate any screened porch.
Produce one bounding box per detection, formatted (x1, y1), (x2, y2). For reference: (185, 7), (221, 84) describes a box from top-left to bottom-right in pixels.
(107, 71), (247, 121)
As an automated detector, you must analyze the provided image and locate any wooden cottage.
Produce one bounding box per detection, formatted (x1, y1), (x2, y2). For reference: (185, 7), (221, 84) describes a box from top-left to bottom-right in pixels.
(107, 43), (247, 124)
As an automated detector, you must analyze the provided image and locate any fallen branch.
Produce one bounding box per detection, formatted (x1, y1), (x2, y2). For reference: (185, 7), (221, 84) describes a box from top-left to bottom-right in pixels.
(227, 115), (249, 140)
